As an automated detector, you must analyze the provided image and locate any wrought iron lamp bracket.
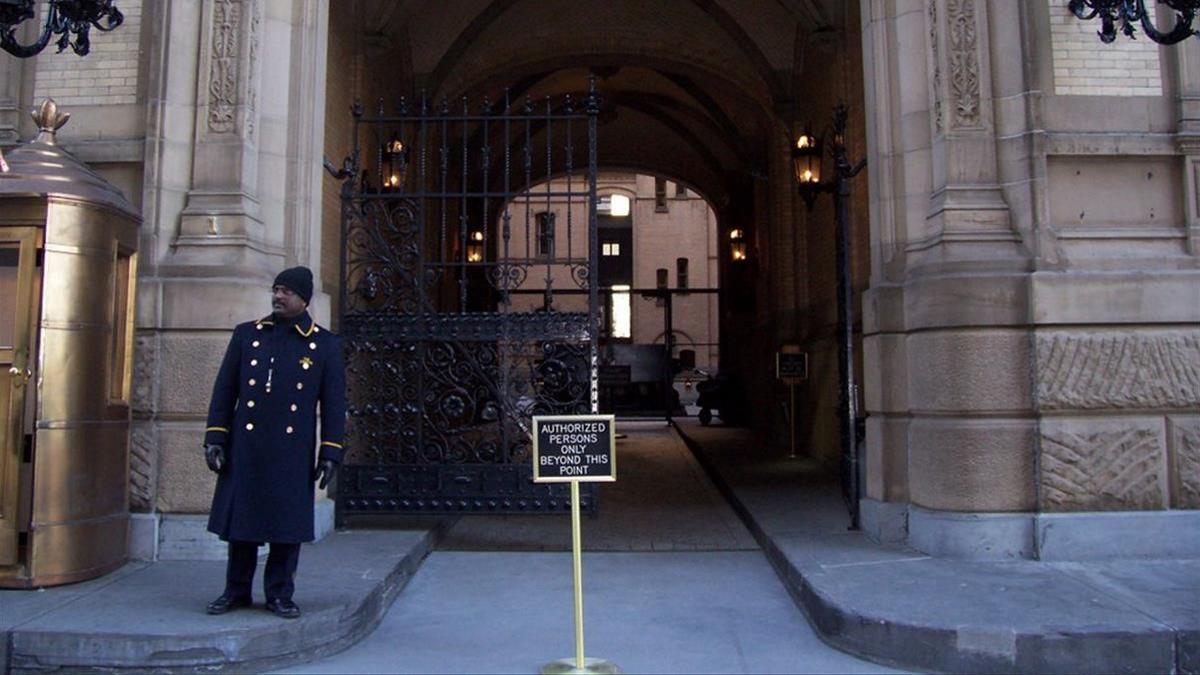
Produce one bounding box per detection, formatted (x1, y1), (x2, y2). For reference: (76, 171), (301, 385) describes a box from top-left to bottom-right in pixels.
(795, 104), (867, 212)
(1, 0), (125, 58)
(1068, 0), (1200, 44)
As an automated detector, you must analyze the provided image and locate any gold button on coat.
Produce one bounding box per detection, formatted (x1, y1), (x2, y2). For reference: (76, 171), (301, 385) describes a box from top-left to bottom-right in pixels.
(290, 404), (298, 412)
(245, 422), (254, 431)
(249, 378), (256, 386)
(309, 342), (317, 350)
(247, 400), (255, 408)
(296, 382), (303, 390)
(252, 340), (260, 347)
(250, 359), (258, 366)
(286, 426), (294, 434)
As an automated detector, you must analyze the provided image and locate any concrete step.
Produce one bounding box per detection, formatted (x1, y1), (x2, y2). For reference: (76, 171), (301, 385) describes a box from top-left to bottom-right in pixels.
(2, 527), (444, 673)
(675, 420), (1199, 674)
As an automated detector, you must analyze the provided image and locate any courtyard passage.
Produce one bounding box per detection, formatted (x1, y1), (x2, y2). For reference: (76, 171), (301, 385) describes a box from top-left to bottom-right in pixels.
(283, 422), (901, 674)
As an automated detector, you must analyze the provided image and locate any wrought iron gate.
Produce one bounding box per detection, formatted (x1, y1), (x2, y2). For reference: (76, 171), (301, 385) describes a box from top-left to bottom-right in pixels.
(332, 85), (600, 519)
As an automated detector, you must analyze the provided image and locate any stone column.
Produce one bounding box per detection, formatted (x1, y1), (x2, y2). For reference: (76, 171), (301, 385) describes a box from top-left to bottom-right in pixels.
(861, 0), (1037, 556)
(140, 0), (332, 560)
(1175, 21), (1200, 256)
(172, 0), (272, 274)
(920, 0), (1023, 267)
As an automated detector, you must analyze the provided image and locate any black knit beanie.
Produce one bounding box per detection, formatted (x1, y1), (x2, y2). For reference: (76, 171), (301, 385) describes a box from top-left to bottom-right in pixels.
(273, 266), (313, 304)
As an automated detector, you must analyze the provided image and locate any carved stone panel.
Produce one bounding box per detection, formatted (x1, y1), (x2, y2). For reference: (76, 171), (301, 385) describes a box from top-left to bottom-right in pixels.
(1040, 419), (1166, 511)
(928, 0), (944, 134)
(946, 0), (981, 129)
(131, 332), (158, 415)
(1037, 331), (1200, 411)
(204, 0), (259, 138)
(130, 422), (158, 513)
(207, 0), (240, 134)
(1168, 417), (1200, 509)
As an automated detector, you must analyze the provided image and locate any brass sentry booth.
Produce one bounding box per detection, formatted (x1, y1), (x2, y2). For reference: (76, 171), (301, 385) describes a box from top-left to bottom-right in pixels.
(0, 100), (140, 587)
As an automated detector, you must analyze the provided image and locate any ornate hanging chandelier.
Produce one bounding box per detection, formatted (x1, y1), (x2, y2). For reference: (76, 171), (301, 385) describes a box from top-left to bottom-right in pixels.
(0, 0), (124, 58)
(1068, 0), (1200, 44)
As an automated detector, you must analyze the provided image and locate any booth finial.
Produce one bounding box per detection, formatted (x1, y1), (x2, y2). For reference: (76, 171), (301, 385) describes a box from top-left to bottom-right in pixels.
(31, 99), (71, 144)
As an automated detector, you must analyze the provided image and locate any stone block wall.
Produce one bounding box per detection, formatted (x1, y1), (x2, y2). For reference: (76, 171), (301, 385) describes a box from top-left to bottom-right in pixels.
(33, 0), (143, 106)
(1035, 331), (1200, 512)
(861, 0), (1200, 559)
(1047, 0), (1162, 96)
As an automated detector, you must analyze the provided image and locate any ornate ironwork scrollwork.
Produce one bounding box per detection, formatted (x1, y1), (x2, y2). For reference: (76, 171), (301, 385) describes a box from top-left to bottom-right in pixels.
(1, 0), (124, 58)
(1069, 0), (1200, 44)
(337, 82), (601, 517)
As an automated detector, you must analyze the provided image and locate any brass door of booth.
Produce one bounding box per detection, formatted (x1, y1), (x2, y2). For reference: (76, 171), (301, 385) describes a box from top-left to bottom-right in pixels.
(0, 228), (40, 567)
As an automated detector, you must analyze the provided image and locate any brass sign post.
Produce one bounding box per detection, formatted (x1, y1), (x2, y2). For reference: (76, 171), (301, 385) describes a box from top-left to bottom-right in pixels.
(777, 346), (809, 459)
(533, 414), (620, 675)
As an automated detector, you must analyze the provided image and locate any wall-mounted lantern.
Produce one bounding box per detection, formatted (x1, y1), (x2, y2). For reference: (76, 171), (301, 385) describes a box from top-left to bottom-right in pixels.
(381, 135), (407, 192)
(729, 228), (748, 262)
(466, 230), (484, 263)
(793, 128), (823, 210)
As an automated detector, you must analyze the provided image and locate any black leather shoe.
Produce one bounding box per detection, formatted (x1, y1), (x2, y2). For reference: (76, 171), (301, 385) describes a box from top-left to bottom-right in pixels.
(206, 593), (252, 615)
(265, 597), (301, 619)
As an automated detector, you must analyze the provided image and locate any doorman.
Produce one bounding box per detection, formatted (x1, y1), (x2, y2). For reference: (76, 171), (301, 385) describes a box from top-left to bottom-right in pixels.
(201, 266), (346, 618)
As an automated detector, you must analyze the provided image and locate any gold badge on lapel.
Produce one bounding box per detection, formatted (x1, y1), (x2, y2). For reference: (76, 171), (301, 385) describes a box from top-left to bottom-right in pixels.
(299, 356), (313, 370)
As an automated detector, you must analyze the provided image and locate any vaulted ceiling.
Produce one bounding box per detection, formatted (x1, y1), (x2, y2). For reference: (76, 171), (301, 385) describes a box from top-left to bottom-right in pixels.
(347, 0), (857, 206)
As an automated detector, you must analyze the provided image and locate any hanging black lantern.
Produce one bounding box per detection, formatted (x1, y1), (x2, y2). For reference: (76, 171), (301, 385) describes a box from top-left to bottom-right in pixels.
(380, 135), (408, 192)
(1, 0), (124, 58)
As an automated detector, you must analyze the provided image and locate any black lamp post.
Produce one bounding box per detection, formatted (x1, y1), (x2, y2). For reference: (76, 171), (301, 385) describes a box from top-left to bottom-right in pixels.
(1069, 0), (1200, 44)
(1, 0), (124, 57)
(795, 103), (867, 529)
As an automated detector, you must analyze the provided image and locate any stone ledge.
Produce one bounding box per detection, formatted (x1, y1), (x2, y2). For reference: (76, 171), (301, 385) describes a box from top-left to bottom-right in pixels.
(3, 525), (448, 673)
(675, 420), (1196, 674)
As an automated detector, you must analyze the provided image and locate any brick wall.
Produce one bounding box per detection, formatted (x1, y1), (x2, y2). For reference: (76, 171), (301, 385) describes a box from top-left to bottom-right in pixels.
(1048, 0), (1162, 97)
(33, 0), (142, 106)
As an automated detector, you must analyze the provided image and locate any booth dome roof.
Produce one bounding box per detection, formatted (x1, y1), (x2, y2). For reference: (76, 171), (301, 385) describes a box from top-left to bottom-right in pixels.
(0, 99), (140, 220)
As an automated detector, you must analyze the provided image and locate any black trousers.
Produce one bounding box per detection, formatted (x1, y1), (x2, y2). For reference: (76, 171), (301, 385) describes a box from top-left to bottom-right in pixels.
(224, 540), (301, 601)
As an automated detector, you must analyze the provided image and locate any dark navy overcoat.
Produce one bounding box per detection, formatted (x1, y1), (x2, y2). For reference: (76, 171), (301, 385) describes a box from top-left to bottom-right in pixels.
(204, 311), (345, 543)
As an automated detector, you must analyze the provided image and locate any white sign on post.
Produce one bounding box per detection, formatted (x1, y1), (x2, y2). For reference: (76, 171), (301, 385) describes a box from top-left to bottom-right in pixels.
(533, 415), (617, 483)
(533, 414), (620, 675)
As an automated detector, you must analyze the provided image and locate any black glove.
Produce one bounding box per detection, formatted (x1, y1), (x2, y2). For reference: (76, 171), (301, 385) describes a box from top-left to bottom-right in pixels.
(314, 459), (338, 490)
(204, 444), (225, 473)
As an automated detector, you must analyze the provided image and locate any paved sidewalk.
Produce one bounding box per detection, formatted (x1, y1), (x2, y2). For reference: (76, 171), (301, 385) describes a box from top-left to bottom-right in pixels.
(1, 528), (441, 673)
(440, 420), (756, 551)
(280, 550), (903, 674)
(675, 419), (1200, 674)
